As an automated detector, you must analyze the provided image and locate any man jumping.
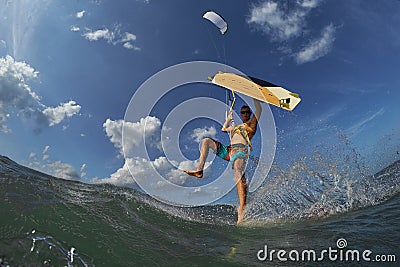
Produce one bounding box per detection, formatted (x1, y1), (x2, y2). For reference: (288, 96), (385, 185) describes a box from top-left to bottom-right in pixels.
(184, 99), (262, 224)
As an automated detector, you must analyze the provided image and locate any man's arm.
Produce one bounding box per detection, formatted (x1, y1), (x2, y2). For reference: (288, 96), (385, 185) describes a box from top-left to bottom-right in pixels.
(222, 110), (234, 132)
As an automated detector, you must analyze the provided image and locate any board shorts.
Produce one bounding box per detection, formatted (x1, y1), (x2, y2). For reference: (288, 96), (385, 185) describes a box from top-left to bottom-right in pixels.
(214, 141), (248, 166)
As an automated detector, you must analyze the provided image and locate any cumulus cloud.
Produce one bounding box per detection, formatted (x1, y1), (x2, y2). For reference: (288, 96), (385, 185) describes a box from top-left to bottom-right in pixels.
(103, 118), (123, 150)
(191, 126), (217, 143)
(247, 0), (322, 41)
(295, 24), (336, 64)
(42, 101), (81, 126)
(99, 116), (214, 188)
(103, 116), (162, 156)
(102, 117), (163, 186)
(98, 157), (148, 186)
(96, 156), (208, 188)
(0, 55), (80, 132)
(82, 25), (140, 51)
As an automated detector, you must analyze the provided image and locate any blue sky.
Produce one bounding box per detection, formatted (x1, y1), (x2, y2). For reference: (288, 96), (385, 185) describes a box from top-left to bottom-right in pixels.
(0, 0), (399, 204)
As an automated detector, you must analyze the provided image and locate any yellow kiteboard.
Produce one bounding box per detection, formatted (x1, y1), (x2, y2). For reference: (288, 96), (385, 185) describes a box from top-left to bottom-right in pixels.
(209, 72), (301, 111)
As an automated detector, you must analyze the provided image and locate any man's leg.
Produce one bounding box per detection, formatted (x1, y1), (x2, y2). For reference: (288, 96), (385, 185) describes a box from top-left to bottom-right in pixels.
(183, 137), (218, 178)
(233, 158), (247, 224)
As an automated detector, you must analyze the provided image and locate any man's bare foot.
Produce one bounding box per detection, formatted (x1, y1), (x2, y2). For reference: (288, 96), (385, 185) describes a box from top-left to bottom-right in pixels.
(183, 169), (203, 178)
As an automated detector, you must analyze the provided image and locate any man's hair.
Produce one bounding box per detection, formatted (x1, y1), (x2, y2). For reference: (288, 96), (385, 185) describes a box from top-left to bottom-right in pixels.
(241, 105), (251, 112)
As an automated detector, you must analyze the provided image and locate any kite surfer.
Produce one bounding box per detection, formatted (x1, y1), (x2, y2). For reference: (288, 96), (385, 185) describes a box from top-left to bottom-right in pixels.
(184, 99), (262, 224)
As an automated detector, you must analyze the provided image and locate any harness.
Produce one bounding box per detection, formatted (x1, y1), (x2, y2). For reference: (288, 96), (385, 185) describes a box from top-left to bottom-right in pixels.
(232, 125), (253, 151)
(227, 89), (253, 152)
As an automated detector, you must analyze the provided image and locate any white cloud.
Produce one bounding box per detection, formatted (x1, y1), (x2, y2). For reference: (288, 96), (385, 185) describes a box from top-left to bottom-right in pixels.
(123, 42), (134, 49)
(120, 32), (137, 42)
(100, 116), (215, 188)
(42, 146), (49, 154)
(80, 163), (87, 172)
(103, 116), (162, 156)
(152, 157), (196, 185)
(0, 115), (11, 133)
(191, 126), (217, 143)
(295, 24), (336, 64)
(42, 145), (50, 161)
(96, 156), (208, 188)
(76, 10), (86, 19)
(70, 26), (80, 32)
(170, 159), (212, 185)
(80, 163), (87, 178)
(247, 0), (322, 41)
(247, 1), (338, 64)
(299, 0), (320, 8)
(0, 55), (80, 131)
(27, 146), (85, 181)
(82, 26), (140, 51)
(46, 161), (80, 181)
(83, 28), (112, 42)
(28, 161), (41, 168)
(0, 55), (39, 99)
(97, 158), (141, 186)
(123, 42), (141, 51)
(103, 118), (123, 150)
(42, 101), (81, 126)
(93, 114), (223, 200)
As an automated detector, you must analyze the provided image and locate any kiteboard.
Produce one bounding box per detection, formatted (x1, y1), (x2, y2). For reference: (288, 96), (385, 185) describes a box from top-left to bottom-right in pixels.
(209, 72), (301, 111)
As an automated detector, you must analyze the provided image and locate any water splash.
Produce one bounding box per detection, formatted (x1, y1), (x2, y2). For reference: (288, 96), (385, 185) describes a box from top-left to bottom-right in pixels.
(0, 228), (90, 266)
(243, 127), (400, 224)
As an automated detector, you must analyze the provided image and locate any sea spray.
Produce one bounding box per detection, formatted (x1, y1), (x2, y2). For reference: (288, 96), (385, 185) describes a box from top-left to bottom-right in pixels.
(243, 125), (400, 224)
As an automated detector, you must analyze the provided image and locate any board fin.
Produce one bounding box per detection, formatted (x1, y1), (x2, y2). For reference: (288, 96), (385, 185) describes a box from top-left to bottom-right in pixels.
(280, 102), (290, 109)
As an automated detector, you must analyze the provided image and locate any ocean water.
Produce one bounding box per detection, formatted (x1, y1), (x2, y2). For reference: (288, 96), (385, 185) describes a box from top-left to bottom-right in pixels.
(0, 155), (399, 266)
